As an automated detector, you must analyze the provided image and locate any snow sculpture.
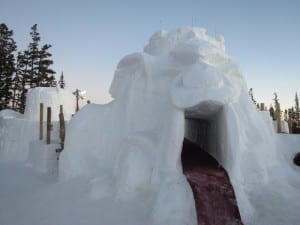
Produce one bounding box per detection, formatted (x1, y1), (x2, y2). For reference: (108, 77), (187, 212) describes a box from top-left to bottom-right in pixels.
(59, 27), (278, 225)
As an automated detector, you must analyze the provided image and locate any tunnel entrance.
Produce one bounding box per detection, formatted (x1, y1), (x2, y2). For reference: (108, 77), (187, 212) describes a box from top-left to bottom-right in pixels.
(182, 117), (243, 225)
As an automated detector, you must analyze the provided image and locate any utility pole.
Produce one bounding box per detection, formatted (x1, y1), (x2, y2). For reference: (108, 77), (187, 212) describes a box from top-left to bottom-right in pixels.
(73, 89), (86, 112)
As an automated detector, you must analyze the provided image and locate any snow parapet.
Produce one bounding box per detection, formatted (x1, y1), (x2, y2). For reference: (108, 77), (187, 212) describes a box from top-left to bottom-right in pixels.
(59, 27), (290, 225)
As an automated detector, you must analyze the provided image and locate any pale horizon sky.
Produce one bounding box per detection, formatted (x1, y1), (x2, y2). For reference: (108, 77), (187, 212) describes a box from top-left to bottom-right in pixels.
(1, 0), (300, 110)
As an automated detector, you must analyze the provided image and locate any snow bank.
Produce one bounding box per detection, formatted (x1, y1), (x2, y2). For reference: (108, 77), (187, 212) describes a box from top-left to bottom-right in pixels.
(59, 27), (299, 225)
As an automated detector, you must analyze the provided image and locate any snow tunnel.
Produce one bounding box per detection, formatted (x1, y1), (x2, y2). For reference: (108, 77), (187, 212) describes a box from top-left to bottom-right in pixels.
(182, 106), (244, 225)
(183, 102), (222, 160)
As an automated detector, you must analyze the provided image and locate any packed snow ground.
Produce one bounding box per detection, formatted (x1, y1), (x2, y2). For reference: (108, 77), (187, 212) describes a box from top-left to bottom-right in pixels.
(0, 134), (299, 225)
(0, 162), (153, 225)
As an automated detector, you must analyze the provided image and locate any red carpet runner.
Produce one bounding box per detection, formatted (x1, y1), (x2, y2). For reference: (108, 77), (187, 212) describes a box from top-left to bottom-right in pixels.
(182, 139), (244, 225)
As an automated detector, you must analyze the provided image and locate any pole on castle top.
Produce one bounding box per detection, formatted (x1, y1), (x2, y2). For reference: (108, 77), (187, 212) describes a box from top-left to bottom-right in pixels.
(39, 103), (44, 140)
(46, 107), (52, 144)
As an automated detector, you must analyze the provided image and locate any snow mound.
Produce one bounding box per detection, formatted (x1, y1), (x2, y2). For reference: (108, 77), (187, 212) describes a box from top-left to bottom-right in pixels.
(56, 27), (299, 225)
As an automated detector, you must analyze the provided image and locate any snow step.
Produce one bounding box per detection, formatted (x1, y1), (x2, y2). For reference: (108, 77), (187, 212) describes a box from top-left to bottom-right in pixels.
(182, 139), (244, 225)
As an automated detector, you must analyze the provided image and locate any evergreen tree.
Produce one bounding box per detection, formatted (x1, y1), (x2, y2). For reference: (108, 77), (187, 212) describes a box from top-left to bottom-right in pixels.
(58, 72), (65, 88)
(26, 24), (40, 88)
(248, 88), (256, 104)
(269, 105), (275, 120)
(273, 92), (281, 120)
(0, 23), (17, 110)
(294, 93), (299, 122)
(273, 92), (279, 106)
(11, 52), (27, 112)
(25, 24), (56, 88)
(0, 24), (57, 113)
(11, 52), (22, 110)
(37, 44), (56, 87)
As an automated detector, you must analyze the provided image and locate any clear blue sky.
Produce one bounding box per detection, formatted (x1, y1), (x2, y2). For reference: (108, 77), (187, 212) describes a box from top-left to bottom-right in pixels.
(1, 0), (300, 109)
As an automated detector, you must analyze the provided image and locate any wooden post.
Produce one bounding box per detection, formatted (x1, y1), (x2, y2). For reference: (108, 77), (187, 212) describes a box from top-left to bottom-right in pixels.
(76, 89), (79, 112)
(46, 107), (52, 144)
(288, 109), (293, 133)
(39, 103), (44, 140)
(260, 103), (265, 111)
(276, 103), (281, 133)
(59, 105), (65, 151)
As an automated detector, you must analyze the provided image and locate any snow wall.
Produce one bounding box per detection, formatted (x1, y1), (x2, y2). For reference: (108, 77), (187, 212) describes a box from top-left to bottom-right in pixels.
(0, 88), (75, 161)
(59, 27), (282, 225)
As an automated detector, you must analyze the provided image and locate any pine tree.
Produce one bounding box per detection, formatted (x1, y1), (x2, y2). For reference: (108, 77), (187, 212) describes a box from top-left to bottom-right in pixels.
(24, 25), (56, 88)
(295, 93), (299, 110)
(11, 52), (22, 110)
(0, 23), (17, 110)
(11, 52), (27, 112)
(248, 88), (256, 104)
(25, 24), (40, 88)
(58, 72), (65, 88)
(294, 93), (299, 123)
(269, 105), (275, 120)
(273, 92), (281, 120)
(37, 44), (56, 87)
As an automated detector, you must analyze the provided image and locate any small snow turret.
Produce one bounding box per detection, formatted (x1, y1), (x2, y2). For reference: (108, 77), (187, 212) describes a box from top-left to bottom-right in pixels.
(24, 87), (75, 121)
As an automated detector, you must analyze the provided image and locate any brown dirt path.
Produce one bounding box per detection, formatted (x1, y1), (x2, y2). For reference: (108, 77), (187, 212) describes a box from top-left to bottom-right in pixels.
(182, 139), (244, 225)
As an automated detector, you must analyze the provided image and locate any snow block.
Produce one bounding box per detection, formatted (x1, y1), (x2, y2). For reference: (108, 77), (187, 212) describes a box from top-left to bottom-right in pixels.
(0, 117), (38, 161)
